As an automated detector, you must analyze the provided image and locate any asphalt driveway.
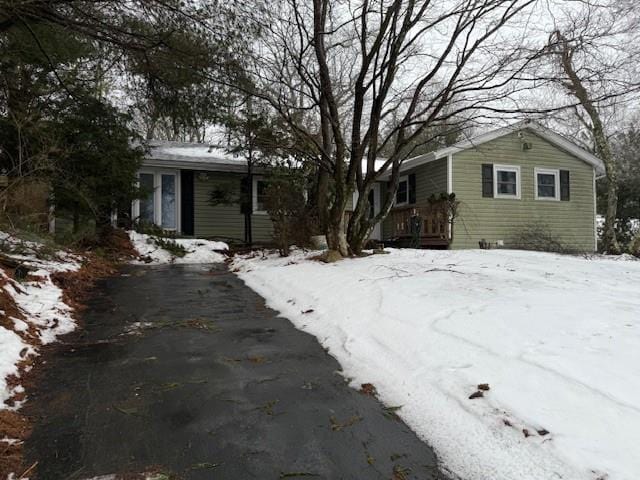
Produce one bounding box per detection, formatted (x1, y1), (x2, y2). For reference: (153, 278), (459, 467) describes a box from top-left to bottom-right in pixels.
(25, 263), (447, 480)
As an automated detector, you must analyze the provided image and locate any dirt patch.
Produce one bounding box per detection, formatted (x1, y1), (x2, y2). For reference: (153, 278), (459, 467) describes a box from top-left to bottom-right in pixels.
(74, 226), (138, 262)
(53, 228), (137, 312)
(52, 254), (115, 313)
(0, 410), (31, 478)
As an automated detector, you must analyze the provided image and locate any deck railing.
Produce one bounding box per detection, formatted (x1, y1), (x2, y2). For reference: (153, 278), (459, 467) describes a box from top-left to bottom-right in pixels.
(390, 204), (450, 240)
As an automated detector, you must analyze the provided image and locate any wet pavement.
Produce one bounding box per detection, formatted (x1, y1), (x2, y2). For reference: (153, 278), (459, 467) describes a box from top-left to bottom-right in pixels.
(25, 264), (447, 479)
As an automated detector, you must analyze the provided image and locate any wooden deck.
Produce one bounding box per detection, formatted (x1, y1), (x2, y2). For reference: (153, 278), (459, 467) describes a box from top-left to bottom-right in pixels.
(386, 204), (451, 249)
(344, 202), (452, 249)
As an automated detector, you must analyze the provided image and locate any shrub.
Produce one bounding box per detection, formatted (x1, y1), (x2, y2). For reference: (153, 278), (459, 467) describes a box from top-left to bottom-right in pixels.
(630, 234), (640, 258)
(511, 223), (570, 254)
(152, 236), (187, 257)
(134, 221), (177, 239)
(263, 169), (313, 256)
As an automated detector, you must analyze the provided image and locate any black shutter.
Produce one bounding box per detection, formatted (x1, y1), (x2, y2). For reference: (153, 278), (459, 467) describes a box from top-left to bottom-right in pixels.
(560, 170), (570, 201)
(240, 177), (251, 214)
(408, 173), (417, 204)
(482, 164), (493, 197)
(180, 170), (195, 235)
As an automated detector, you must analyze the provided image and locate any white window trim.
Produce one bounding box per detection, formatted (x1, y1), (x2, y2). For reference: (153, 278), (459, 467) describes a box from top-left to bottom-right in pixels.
(395, 175), (409, 206)
(534, 167), (560, 201)
(252, 176), (268, 215)
(593, 168), (597, 252)
(493, 164), (521, 200)
(447, 154), (453, 194)
(132, 169), (181, 231)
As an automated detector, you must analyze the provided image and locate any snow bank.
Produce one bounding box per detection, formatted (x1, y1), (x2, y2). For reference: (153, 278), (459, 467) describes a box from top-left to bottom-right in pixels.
(128, 231), (228, 264)
(0, 326), (26, 406)
(0, 232), (81, 408)
(233, 248), (640, 480)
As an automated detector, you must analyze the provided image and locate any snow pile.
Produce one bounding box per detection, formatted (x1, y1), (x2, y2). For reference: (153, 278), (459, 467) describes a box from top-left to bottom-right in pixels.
(0, 326), (26, 406)
(233, 248), (640, 480)
(0, 232), (81, 407)
(128, 231), (228, 264)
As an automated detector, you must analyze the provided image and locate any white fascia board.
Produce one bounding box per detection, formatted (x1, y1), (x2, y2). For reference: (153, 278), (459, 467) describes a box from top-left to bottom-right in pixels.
(400, 120), (606, 176)
(142, 158), (268, 174)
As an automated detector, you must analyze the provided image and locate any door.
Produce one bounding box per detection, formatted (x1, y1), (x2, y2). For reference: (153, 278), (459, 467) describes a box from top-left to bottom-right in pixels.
(134, 170), (180, 231)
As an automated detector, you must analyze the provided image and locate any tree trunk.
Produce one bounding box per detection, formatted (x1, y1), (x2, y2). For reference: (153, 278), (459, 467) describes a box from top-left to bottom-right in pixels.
(72, 207), (80, 234)
(315, 167), (330, 233)
(594, 131), (621, 255)
(326, 207), (348, 257)
(554, 31), (620, 253)
(348, 182), (375, 255)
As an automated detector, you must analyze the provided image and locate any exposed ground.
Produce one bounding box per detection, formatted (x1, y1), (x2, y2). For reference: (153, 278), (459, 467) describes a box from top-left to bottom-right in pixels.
(24, 263), (446, 480)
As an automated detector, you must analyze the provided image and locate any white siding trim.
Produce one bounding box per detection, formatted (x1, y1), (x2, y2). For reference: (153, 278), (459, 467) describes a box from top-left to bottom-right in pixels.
(395, 121), (605, 176)
(593, 168), (598, 252)
(447, 154), (453, 194)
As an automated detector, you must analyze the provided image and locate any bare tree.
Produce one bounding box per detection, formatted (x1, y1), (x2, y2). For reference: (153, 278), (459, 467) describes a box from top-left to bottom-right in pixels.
(244, 0), (541, 255)
(543, 1), (640, 253)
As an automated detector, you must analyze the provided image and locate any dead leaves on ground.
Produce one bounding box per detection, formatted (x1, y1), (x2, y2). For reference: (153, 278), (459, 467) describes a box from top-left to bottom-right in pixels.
(360, 383), (377, 397)
(468, 383), (490, 399)
(382, 405), (403, 421)
(329, 414), (363, 431)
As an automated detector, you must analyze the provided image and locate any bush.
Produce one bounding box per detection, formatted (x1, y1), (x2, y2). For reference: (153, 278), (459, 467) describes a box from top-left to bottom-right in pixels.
(511, 223), (570, 254)
(134, 221), (177, 239)
(152, 236), (187, 257)
(133, 221), (186, 257)
(1, 179), (50, 232)
(630, 234), (640, 258)
(263, 170), (314, 256)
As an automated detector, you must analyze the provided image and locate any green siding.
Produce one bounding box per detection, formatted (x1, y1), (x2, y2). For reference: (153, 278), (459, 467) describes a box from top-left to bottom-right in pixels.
(193, 171), (273, 242)
(450, 130), (596, 252)
(382, 158), (448, 238)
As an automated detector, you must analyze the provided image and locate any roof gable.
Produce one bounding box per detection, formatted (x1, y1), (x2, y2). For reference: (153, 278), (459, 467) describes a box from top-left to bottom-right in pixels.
(400, 121), (605, 176)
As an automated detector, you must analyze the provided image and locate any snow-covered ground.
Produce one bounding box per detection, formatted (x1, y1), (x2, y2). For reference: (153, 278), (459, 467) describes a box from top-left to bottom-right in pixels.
(128, 231), (228, 264)
(233, 248), (640, 480)
(0, 232), (80, 408)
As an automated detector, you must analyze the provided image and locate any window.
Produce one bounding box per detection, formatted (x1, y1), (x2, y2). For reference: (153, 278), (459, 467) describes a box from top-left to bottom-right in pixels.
(253, 178), (268, 213)
(535, 168), (560, 201)
(396, 176), (409, 205)
(368, 189), (375, 219)
(493, 165), (521, 199)
(160, 174), (177, 228)
(135, 170), (180, 230)
(138, 173), (155, 224)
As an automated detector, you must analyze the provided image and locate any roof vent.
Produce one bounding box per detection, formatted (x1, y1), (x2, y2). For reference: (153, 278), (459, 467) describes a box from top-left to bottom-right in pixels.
(522, 142), (533, 150)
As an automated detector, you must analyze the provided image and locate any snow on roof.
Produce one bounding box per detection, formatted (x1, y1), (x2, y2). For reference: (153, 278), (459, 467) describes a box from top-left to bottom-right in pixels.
(143, 140), (250, 172)
(146, 141), (389, 175)
(362, 158), (388, 174)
